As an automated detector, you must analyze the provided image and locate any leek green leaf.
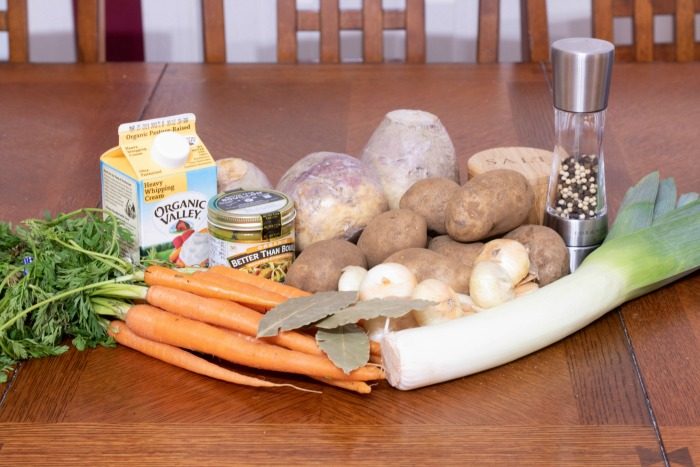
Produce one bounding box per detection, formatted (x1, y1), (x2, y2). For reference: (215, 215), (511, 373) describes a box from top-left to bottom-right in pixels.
(652, 177), (677, 222)
(605, 171), (659, 242)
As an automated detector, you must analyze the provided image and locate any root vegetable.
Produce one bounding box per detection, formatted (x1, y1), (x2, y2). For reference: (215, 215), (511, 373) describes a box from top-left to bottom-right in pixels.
(125, 304), (384, 382)
(207, 265), (310, 299)
(428, 235), (483, 284)
(399, 177), (460, 234)
(505, 225), (570, 286)
(358, 262), (419, 342)
(357, 209), (428, 268)
(108, 320), (306, 391)
(445, 169), (534, 242)
(358, 263), (417, 301)
(285, 239), (367, 293)
(338, 266), (368, 292)
(144, 265), (286, 310)
(474, 239), (530, 285)
(411, 279), (464, 326)
(276, 152), (388, 250)
(361, 109), (459, 209)
(384, 247), (470, 294)
(216, 157), (272, 192)
(468, 260), (516, 309)
(382, 171), (700, 390)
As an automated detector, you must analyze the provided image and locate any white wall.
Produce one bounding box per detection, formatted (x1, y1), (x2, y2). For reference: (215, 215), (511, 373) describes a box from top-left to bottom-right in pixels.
(2, 0), (682, 63)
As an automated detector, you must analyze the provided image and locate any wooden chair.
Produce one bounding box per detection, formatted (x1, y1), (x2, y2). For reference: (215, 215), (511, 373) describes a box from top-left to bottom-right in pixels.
(74, 0), (106, 63)
(203, 0), (548, 64)
(1, 0), (105, 63)
(592, 0), (700, 61)
(477, 0), (550, 63)
(0, 0), (28, 62)
(276, 0), (426, 64)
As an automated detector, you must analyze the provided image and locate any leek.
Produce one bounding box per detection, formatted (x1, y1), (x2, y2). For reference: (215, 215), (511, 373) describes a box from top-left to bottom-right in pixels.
(382, 172), (700, 390)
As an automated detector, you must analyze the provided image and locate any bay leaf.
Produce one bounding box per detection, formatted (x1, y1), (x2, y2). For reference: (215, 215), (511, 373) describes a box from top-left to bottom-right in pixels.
(315, 323), (369, 374)
(257, 291), (358, 337)
(315, 298), (435, 329)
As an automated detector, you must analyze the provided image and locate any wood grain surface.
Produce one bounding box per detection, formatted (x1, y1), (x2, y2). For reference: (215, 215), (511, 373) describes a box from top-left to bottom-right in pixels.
(0, 62), (698, 465)
(0, 63), (164, 223)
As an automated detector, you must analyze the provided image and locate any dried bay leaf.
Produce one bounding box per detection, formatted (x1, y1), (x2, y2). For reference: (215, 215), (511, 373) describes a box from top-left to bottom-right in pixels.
(315, 298), (434, 329)
(315, 323), (370, 374)
(257, 291), (358, 337)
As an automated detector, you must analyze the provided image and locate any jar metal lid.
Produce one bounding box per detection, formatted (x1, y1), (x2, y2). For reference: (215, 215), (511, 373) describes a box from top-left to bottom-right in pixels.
(208, 189), (295, 231)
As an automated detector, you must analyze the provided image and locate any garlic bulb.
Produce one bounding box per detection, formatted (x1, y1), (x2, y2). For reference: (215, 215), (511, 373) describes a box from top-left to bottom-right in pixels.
(358, 263), (417, 301)
(358, 263), (419, 341)
(475, 239), (530, 285)
(469, 260), (516, 308)
(411, 279), (464, 326)
(456, 293), (476, 314)
(338, 265), (368, 292)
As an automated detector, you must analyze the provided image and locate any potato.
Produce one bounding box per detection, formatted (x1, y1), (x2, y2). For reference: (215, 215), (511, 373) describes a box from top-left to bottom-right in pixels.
(428, 235), (483, 281)
(445, 169), (534, 242)
(285, 239), (367, 293)
(384, 248), (470, 294)
(285, 238), (367, 292)
(399, 177), (460, 234)
(357, 209), (428, 268)
(361, 109), (459, 209)
(505, 225), (569, 286)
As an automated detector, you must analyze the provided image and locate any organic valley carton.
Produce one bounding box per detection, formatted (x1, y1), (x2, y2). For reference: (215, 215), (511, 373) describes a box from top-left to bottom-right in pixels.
(100, 113), (217, 266)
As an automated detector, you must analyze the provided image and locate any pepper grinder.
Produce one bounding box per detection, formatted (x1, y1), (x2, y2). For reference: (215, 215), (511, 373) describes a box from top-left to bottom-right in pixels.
(544, 38), (615, 271)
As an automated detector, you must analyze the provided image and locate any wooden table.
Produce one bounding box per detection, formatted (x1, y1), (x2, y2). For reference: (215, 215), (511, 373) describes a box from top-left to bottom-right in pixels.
(0, 62), (698, 466)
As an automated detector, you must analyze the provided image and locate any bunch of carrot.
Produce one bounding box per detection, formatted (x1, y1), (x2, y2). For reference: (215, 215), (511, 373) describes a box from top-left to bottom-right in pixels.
(100, 265), (384, 394)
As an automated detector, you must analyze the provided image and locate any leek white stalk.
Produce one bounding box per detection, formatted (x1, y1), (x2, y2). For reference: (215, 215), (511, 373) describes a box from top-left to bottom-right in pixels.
(382, 172), (700, 390)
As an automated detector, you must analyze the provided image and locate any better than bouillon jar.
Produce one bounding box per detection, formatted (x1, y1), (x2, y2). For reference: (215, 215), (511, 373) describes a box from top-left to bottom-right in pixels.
(208, 189), (296, 282)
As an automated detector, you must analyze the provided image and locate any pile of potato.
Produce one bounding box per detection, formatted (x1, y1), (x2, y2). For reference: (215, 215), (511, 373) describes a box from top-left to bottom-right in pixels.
(277, 109), (570, 330)
(288, 181), (569, 335)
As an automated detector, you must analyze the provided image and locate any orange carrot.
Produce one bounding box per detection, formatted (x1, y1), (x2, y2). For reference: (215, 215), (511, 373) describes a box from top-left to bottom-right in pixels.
(107, 320), (312, 392)
(312, 377), (372, 394)
(208, 265), (311, 299)
(146, 285), (324, 356)
(144, 265), (286, 310)
(147, 284), (382, 358)
(125, 304), (385, 382)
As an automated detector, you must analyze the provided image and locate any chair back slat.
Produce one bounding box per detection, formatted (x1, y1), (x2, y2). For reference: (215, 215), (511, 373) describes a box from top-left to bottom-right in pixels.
(633, 0), (654, 61)
(277, 0), (424, 63)
(362, 0), (384, 63)
(593, 0), (700, 61)
(675, 0), (695, 61)
(1, 0), (28, 62)
(320, 0), (340, 63)
(277, 0), (298, 63)
(405, 0), (426, 63)
(202, 0), (226, 63)
(592, 0), (615, 42)
(477, 0), (499, 63)
(74, 0), (105, 63)
(477, 0), (549, 63)
(521, 0), (550, 62)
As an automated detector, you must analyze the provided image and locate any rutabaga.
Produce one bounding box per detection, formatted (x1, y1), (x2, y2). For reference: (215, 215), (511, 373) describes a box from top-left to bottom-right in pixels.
(382, 172), (700, 390)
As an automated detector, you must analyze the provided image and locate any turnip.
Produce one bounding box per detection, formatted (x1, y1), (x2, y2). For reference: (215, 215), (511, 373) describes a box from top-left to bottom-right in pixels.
(361, 110), (459, 209)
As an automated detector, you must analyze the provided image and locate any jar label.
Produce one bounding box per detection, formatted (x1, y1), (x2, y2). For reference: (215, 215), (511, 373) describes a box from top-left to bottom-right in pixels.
(209, 232), (295, 282)
(261, 212), (282, 240)
(215, 190), (287, 215)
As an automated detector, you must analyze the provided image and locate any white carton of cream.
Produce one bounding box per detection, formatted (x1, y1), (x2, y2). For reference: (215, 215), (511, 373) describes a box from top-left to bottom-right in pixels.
(100, 113), (217, 266)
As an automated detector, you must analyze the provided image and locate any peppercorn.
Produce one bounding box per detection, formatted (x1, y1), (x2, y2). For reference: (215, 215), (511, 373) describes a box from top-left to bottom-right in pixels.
(553, 155), (601, 220)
